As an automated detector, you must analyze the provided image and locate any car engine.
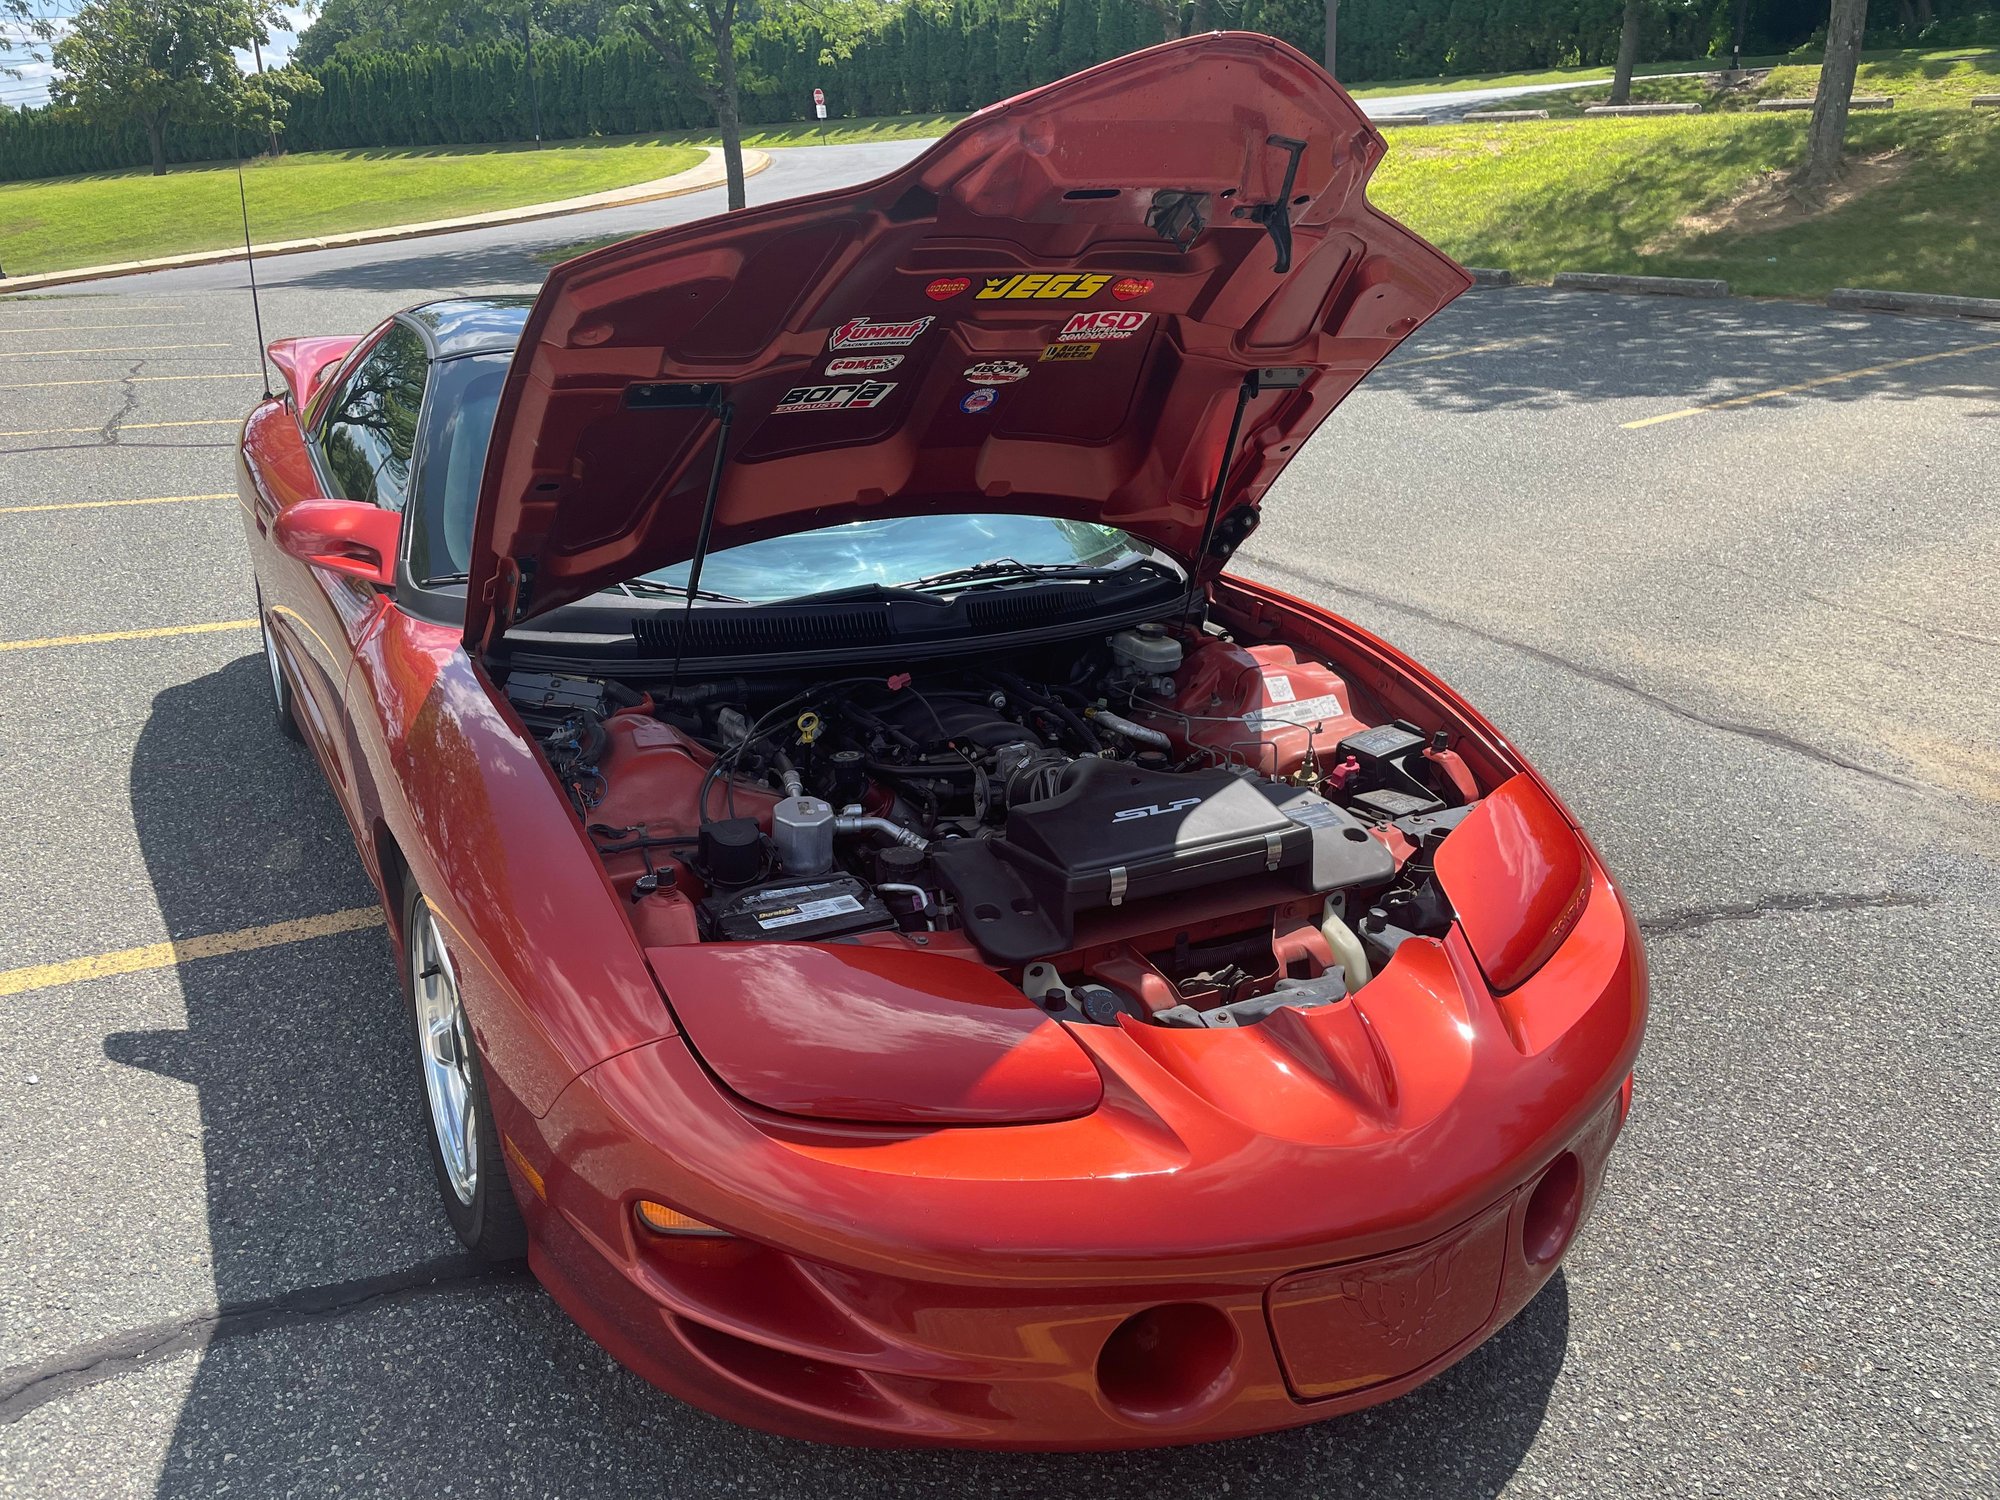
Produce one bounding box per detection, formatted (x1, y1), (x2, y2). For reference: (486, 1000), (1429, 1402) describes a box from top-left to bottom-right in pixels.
(504, 621), (1486, 1028)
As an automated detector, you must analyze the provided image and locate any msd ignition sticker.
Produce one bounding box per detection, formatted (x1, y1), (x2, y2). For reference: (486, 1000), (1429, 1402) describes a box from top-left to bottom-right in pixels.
(962, 360), (1029, 386)
(976, 272), (1113, 301)
(775, 380), (896, 415)
(960, 388), (998, 414)
(1040, 341), (1098, 362)
(925, 277), (970, 301)
(824, 354), (902, 377)
(1055, 310), (1149, 342)
(827, 315), (933, 351)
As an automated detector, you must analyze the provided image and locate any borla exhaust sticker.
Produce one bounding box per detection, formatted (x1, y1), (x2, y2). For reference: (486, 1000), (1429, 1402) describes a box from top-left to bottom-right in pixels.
(963, 360), (1030, 386)
(960, 388), (998, 414)
(1040, 342), (1098, 362)
(976, 273), (1113, 301)
(776, 380), (897, 414)
(1055, 310), (1149, 342)
(825, 354), (903, 377)
(827, 316), (934, 351)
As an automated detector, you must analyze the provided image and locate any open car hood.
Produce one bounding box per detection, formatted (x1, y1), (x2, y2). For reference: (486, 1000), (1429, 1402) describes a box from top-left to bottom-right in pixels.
(465, 31), (1469, 650)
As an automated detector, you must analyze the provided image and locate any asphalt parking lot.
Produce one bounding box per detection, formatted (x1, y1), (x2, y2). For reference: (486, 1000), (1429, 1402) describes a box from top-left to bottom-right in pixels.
(2, 142), (1997, 1499)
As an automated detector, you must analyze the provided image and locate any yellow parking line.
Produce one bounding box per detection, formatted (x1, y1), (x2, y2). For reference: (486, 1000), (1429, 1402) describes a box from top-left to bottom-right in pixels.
(0, 906), (384, 998)
(0, 342), (232, 359)
(0, 416), (240, 438)
(0, 371), (261, 391)
(0, 492), (232, 515)
(0, 322), (189, 334)
(1624, 338), (2000, 429)
(1393, 337), (1539, 367)
(0, 619), (257, 652)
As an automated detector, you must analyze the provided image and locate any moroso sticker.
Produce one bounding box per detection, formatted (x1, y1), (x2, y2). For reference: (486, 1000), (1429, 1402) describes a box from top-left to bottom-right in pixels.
(925, 277), (970, 301)
(775, 380), (896, 414)
(1040, 342), (1098, 362)
(963, 359), (1030, 386)
(960, 388), (998, 414)
(1055, 310), (1149, 342)
(825, 354), (903, 376)
(1111, 277), (1155, 301)
(827, 316), (933, 351)
(976, 272), (1113, 301)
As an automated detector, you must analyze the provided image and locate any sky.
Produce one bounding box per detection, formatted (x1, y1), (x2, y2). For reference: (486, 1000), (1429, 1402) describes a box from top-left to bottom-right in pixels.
(0, 2), (311, 111)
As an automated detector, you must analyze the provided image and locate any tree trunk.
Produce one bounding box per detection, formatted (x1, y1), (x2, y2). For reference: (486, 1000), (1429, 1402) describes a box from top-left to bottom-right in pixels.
(147, 117), (167, 176)
(1916, 0), (1933, 26)
(709, 7), (746, 211)
(1797, 0), (1867, 198)
(1323, 0), (1339, 79)
(1610, 0), (1643, 105)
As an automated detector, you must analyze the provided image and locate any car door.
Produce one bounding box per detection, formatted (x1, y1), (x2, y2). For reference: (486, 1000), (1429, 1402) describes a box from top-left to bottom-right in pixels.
(282, 320), (431, 823)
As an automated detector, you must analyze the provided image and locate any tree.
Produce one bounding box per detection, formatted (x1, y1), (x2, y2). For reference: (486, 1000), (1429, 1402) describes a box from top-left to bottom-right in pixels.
(1324, 0), (1338, 78)
(50, 0), (283, 173)
(1796, 0), (1866, 198)
(1608, 0), (1641, 104)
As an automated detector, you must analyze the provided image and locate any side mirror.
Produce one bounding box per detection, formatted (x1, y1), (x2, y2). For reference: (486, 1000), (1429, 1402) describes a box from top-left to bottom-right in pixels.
(274, 499), (401, 588)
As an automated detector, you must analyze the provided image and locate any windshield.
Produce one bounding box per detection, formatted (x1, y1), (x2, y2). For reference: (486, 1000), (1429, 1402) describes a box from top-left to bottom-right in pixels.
(410, 356), (1155, 600)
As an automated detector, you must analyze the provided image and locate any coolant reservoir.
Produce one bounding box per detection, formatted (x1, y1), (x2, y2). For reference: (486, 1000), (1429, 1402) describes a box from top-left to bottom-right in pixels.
(1149, 641), (1370, 779)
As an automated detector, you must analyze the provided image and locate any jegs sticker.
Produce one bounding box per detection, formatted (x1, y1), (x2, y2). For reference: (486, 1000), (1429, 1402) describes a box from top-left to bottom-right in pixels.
(1111, 277), (1155, 301)
(1055, 310), (1149, 342)
(824, 354), (902, 377)
(976, 272), (1113, 301)
(962, 359), (1029, 386)
(925, 276), (970, 301)
(775, 380), (896, 414)
(827, 315), (933, 351)
(960, 388), (998, 414)
(1040, 342), (1098, 362)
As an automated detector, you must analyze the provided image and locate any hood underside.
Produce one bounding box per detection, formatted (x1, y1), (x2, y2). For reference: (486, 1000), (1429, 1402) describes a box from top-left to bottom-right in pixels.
(466, 31), (1469, 648)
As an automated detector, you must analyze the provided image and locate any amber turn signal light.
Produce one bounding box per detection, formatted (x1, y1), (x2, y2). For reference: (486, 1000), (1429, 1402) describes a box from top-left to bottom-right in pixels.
(634, 1199), (732, 1237)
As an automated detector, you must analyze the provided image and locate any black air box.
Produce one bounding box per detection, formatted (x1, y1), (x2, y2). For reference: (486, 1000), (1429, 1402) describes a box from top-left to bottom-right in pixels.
(932, 760), (1394, 964)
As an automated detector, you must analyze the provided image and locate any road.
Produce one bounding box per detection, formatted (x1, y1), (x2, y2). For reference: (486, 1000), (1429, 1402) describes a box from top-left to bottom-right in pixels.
(2, 142), (1996, 1499)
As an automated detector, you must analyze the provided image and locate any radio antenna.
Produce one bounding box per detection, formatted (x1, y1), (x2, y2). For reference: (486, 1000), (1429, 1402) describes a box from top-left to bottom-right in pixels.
(236, 164), (274, 401)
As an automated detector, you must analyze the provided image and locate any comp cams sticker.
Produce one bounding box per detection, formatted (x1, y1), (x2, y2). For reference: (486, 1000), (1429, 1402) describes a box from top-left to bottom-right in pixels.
(775, 380), (896, 414)
(825, 354), (903, 376)
(1055, 310), (1149, 342)
(962, 359), (1029, 386)
(827, 316), (934, 351)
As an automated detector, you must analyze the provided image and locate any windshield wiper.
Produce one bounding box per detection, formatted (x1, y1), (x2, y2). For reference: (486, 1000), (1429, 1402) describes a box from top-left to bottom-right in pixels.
(619, 578), (747, 603)
(901, 558), (1136, 593)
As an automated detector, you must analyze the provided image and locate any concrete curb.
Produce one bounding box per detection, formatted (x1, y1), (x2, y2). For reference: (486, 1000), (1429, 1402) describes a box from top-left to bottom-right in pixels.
(0, 145), (768, 294)
(1827, 286), (2000, 321)
(1553, 270), (1729, 298)
(1466, 267), (1515, 287)
(1973, 94), (1999, 107)
(1371, 114), (1433, 126)
(1584, 103), (1701, 115)
(1463, 110), (1550, 122)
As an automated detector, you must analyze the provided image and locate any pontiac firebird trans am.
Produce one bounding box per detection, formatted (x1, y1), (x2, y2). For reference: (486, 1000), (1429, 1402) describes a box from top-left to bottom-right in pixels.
(237, 32), (1646, 1450)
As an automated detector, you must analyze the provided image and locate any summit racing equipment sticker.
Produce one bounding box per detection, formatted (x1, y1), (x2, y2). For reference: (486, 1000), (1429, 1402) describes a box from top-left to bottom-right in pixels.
(962, 359), (1029, 386)
(1054, 310), (1149, 342)
(925, 276), (970, 301)
(976, 272), (1113, 301)
(827, 316), (934, 351)
(1040, 342), (1098, 362)
(775, 380), (896, 414)
(824, 354), (902, 377)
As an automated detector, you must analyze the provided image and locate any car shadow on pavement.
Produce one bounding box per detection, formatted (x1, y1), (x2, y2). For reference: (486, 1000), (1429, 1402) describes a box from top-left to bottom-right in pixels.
(112, 656), (1569, 1500)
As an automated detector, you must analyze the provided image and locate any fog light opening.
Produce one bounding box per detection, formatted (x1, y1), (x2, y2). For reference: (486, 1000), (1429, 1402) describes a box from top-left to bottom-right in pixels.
(635, 1199), (732, 1237)
(1523, 1153), (1582, 1265)
(1095, 1303), (1238, 1422)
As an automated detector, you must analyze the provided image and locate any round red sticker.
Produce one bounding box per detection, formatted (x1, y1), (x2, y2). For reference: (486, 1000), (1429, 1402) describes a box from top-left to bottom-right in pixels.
(926, 277), (971, 301)
(1111, 277), (1154, 301)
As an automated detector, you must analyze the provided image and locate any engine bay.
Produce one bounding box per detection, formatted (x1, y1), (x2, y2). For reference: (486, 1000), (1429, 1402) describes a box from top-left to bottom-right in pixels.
(503, 619), (1488, 1030)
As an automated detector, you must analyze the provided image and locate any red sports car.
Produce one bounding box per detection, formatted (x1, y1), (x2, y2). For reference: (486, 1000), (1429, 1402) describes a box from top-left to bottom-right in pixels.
(238, 33), (1645, 1449)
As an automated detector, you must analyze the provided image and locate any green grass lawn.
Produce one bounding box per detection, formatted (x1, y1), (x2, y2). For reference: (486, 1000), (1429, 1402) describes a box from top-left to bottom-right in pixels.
(668, 114), (963, 149)
(1504, 43), (2000, 114)
(0, 139), (706, 276)
(1372, 107), (2000, 299)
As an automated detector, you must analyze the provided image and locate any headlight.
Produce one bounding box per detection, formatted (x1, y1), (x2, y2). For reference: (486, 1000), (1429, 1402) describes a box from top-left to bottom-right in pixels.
(1433, 773), (1589, 992)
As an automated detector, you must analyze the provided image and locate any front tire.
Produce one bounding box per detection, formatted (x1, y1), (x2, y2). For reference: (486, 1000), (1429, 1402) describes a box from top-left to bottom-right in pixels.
(401, 880), (526, 1262)
(257, 585), (304, 744)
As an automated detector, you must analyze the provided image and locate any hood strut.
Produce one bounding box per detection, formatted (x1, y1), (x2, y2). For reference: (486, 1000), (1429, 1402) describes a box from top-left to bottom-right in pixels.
(630, 381), (733, 697)
(1190, 365), (1308, 576)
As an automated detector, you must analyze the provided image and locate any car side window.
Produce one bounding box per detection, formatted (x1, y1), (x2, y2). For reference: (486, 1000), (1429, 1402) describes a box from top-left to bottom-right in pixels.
(319, 323), (429, 512)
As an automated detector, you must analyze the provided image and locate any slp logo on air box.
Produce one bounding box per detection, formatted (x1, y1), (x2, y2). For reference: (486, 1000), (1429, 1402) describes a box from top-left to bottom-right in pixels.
(1055, 311), (1149, 342)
